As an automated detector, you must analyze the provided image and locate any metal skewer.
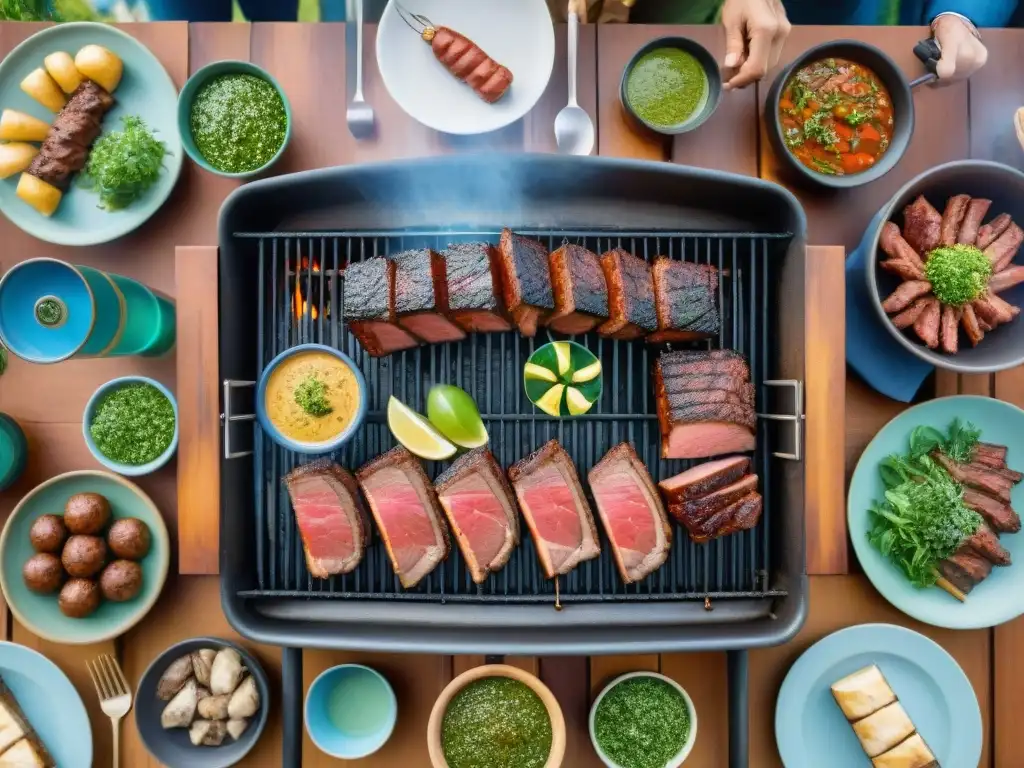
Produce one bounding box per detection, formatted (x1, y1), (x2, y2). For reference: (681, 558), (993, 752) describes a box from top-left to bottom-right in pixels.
(394, 1), (437, 42)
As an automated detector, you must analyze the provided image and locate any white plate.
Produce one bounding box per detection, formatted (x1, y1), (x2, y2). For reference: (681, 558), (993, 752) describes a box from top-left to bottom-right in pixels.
(377, 0), (555, 135)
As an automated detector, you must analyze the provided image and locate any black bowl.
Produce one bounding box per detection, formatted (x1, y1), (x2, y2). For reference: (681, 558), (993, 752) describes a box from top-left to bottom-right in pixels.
(135, 637), (271, 768)
(765, 40), (915, 189)
(866, 160), (1024, 373)
(619, 36), (722, 135)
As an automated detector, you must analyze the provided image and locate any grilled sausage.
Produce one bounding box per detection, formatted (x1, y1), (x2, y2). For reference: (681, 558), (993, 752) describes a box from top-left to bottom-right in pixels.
(429, 26), (513, 103)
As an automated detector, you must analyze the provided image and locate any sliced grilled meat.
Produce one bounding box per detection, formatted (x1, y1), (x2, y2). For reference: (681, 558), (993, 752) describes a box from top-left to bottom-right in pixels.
(957, 198), (991, 245)
(882, 280), (932, 314)
(961, 303), (984, 346)
(939, 194), (971, 247)
(648, 258), (719, 343)
(974, 442), (1008, 467)
(443, 242), (513, 333)
(547, 244), (609, 334)
(932, 451), (1014, 503)
(657, 387), (753, 409)
(962, 488), (1021, 533)
(938, 550), (991, 595)
(977, 213), (1013, 250)
(28, 80), (114, 190)
(497, 229), (555, 337)
(941, 304), (961, 355)
(391, 248), (466, 344)
(984, 222), (1024, 272)
(668, 474), (759, 526)
(962, 521), (1011, 566)
(661, 375), (755, 405)
(901, 195), (942, 255)
(657, 349), (749, 380)
(989, 265), (1024, 294)
(880, 221), (926, 273)
(912, 297), (941, 349)
(972, 463), (1023, 484)
(684, 492), (763, 543)
(597, 248), (657, 340)
(343, 257), (420, 357)
(657, 456), (751, 503)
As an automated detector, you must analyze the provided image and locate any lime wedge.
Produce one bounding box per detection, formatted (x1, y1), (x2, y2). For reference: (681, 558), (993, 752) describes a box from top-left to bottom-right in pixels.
(535, 383), (565, 417)
(566, 386), (594, 415)
(387, 396), (457, 460)
(426, 384), (489, 449)
(524, 362), (558, 383)
(553, 341), (572, 377)
(571, 360), (602, 383)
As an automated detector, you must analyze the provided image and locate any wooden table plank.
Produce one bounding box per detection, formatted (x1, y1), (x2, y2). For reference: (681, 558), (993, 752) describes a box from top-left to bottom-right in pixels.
(540, 656), (600, 768)
(660, 652), (728, 766)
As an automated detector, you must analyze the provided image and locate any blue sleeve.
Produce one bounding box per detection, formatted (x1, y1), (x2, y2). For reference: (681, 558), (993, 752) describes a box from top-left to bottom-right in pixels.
(925, 0), (1018, 27)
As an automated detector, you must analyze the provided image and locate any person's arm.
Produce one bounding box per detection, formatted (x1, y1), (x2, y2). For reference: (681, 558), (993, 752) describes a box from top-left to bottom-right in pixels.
(925, 0), (1017, 28)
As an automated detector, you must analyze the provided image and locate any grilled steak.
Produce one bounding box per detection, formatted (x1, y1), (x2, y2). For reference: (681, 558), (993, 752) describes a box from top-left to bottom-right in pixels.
(648, 258), (720, 343)
(939, 194), (971, 247)
(588, 443), (671, 584)
(933, 451), (1014, 503)
(356, 447), (450, 588)
(984, 222), (1024, 272)
(957, 197), (991, 245)
(657, 349), (750, 380)
(938, 550), (991, 595)
(880, 221), (926, 273)
(962, 521), (1011, 566)
(28, 80), (114, 190)
(668, 474), (759, 526)
(660, 374), (754, 403)
(497, 229), (555, 337)
(972, 462), (1023, 484)
(977, 213), (1013, 250)
(284, 460), (371, 578)
(974, 442), (1008, 467)
(989, 265), (1024, 294)
(963, 488), (1021, 533)
(391, 248), (466, 344)
(912, 297), (941, 349)
(597, 248), (657, 340)
(443, 242), (513, 333)
(658, 456), (751, 503)
(343, 257), (420, 357)
(547, 244), (609, 334)
(901, 195), (942, 255)
(685, 492), (763, 543)
(507, 439), (600, 578)
(435, 448), (520, 584)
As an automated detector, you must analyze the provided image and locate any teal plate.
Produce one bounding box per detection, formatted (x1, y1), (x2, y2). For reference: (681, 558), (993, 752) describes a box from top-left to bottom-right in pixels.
(0, 470), (170, 644)
(775, 623), (981, 768)
(0, 22), (183, 245)
(848, 395), (1024, 629)
(0, 640), (92, 767)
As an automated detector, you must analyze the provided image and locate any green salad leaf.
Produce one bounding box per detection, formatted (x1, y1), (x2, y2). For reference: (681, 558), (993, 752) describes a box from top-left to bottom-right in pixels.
(81, 116), (167, 211)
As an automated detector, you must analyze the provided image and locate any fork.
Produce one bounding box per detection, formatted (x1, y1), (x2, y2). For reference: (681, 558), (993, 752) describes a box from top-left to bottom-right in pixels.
(88, 654), (133, 768)
(346, 0), (376, 138)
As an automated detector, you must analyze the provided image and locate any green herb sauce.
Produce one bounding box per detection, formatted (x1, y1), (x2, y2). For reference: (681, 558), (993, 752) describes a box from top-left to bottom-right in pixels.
(81, 115), (167, 210)
(925, 244), (992, 306)
(89, 383), (175, 465)
(294, 376), (332, 417)
(441, 677), (552, 768)
(35, 298), (63, 326)
(190, 74), (288, 174)
(626, 48), (708, 128)
(594, 677), (690, 768)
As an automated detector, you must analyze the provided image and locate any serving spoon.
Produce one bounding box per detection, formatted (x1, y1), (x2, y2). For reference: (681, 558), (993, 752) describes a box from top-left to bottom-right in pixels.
(554, 11), (595, 155)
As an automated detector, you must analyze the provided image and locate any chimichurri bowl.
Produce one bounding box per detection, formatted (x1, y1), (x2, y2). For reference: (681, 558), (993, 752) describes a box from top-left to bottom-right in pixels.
(177, 60), (292, 179)
(619, 37), (721, 136)
(83, 376), (178, 477)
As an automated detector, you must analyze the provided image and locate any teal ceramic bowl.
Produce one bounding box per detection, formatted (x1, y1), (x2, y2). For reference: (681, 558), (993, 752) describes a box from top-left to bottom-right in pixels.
(0, 413), (27, 491)
(0, 470), (170, 644)
(177, 60), (292, 178)
(0, 22), (183, 246)
(305, 664), (397, 759)
(83, 376), (178, 477)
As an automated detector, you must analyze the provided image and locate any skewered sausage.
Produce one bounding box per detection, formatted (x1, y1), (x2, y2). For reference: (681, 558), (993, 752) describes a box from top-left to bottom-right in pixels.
(428, 26), (513, 104)
(27, 79), (113, 190)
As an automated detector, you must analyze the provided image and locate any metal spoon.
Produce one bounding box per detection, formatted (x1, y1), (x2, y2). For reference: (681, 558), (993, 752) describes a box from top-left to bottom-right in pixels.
(346, 0), (375, 139)
(554, 11), (594, 155)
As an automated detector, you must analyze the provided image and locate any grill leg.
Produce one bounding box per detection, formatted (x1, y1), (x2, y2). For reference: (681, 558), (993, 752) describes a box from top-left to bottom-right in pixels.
(728, 649), (749, 768)
(283, 646), (303, 767)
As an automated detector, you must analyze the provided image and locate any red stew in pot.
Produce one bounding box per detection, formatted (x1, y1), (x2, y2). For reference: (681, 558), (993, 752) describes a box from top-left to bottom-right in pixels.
(778, 58), (894, 176)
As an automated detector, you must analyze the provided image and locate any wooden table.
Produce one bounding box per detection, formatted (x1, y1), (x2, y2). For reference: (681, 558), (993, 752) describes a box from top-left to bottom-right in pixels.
(0, 20), (1020, 767)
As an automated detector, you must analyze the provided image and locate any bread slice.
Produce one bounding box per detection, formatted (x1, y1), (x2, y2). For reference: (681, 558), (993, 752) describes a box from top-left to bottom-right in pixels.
(0, 738), (48, 766)
(0, 678), (54, 767)
(831, 665), (896, 721)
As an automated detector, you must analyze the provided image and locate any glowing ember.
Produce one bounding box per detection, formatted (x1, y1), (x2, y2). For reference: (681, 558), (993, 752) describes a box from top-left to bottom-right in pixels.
(292, 255), (326, 321)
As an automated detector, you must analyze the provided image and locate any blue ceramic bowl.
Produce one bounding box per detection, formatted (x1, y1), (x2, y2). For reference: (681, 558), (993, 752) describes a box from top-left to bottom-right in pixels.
(305, 664), (397, 760)
(177, 60), (292, 179)
(256, 343), (367, 455)
(0, 413), (27, 491)
(83, 376), (178, 476)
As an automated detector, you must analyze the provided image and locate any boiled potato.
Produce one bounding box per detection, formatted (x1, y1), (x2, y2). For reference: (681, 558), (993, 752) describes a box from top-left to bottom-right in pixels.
(74, 45), (122, 93)
(0, 110), (49, 142)
(20, 68), (66, 112)
(44, 51), (83, 94)
(16, 173), (62, 217)
(0, 144), (39, 180)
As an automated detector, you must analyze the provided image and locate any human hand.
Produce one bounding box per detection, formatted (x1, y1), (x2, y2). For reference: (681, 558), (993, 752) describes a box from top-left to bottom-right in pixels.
(931, 14), (988, 82)
(568, 0), (587, 22)
(720, 0), (791, 90)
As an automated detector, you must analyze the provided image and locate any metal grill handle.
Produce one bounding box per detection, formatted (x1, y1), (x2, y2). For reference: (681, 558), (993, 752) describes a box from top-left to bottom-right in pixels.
(758, 379), (804, 462)
(222, 379), (256, 459)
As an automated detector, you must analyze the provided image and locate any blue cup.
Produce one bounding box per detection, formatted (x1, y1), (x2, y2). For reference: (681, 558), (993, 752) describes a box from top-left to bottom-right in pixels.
(305, 665), (397, 760)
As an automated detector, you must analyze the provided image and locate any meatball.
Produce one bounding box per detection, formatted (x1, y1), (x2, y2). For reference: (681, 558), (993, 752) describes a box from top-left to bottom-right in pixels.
(29, 514), (68, 553)
(61, 535), (107, 578)
(64, 492), (111, 535)
(99, 560), (143, 602)
(22, 553), (64, 594)
(107, 518), (151, 560)
(58, 578), (100, 619)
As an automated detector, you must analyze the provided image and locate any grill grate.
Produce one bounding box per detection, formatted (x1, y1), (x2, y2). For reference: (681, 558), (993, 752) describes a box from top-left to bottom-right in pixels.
(236, 229), (792, 604)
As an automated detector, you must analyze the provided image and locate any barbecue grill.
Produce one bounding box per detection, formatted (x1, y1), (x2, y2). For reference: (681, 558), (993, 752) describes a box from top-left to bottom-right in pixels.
(217, 154), (808, 765)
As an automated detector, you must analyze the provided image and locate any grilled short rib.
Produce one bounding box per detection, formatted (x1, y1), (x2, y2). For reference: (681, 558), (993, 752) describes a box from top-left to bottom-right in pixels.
(284, 461), (371, 578)
(507, 439), (600, 578)
(435, 448), (520, 584)
(597, 248), (657, 340)
(658, 456), (751, 504)
(343, 257), (420, 357)
(588, 443), (671, 584)
(547, 244), (609, 335)
(443, 242), (513, 333)
(497, 229), (555, 337)
(356, 447), (450, 588)
(648, 258), (720, 343)
(390, 248), (466, 343)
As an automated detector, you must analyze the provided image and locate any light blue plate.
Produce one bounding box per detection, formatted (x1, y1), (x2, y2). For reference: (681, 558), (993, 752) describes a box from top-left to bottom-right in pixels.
(0, 22), (182, 245)
(775, 623), (981, 768)
(848, 395), (1024, 629)
(0, 640), (92, 767)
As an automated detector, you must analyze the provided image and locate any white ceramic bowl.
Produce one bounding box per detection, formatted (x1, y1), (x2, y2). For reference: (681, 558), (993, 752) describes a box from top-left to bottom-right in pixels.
(589, 671), (698, 768)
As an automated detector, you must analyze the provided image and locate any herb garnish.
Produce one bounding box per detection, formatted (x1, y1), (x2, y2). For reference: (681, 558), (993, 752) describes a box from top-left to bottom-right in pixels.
(0, 344), (7, 376)
(802, 111), (839, 149)
(594, 677), (690, 768)
(845, 109), (869, 126)
(925, 244), (992, 306)
(90, 383), (175, 466)
(294, 376), (332, 417)
(81, 116), (167, 211)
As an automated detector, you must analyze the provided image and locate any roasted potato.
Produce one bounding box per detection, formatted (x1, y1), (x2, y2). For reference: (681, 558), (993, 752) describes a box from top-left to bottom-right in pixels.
(74, 45), (122, 93)
(44, 51), (83, 94)
(0, 109), (50, 142)
(0, 143), (39, 180)
(20, 67), (66, 112)
(16, 173), (62, 217)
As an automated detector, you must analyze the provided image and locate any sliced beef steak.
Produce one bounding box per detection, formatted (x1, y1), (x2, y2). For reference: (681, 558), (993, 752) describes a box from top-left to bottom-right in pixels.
(962, 488), (1021, 534)
(343, 257), (420, 357)
(391, 248), (466, 343)
(932, 452), (1014, 503)
(648, 257), (720, 343)
(669, 474), (759, 526)
(547, 244), (609, 334)
(938, 550), (992, 595)
(597, 248), (657, 340)
(443, 242), (513, 333)
(658, 456), (751, 503)
(497, 229), (555, 337)
(685, 492), (763, 543)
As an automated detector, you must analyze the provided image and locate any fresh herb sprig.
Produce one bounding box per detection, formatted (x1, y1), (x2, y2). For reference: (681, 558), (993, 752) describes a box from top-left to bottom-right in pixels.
(294, 376), (332, 417)
(81, 116), (167, 211)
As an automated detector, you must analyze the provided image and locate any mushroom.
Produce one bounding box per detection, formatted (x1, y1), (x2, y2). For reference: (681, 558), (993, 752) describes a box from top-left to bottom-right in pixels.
(227, 676), (260, 720)
(197, 693), (230, 721)
(188, 719), (227, 747)
(161, 679), (199, 729)
(156, 655), (193, 701)
(226, 719), (249, 741)
(191, 649), (217, 688)
(209, 648), (244, 695)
